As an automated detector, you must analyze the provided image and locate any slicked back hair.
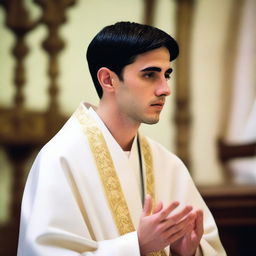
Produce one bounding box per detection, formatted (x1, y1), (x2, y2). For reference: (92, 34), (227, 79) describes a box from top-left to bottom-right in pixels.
(86, 21), (179, 98)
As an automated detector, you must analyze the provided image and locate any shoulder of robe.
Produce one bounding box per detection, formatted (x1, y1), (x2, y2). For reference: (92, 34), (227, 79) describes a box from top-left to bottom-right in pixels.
(39, 116), (85, 159)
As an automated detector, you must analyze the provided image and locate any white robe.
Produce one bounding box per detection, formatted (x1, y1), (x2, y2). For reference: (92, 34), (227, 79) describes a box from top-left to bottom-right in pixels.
(17, 103), (226, 256)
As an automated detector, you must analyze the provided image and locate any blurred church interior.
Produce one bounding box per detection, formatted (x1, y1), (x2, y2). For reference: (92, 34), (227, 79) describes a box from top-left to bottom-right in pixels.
(0, 0), (255, 255)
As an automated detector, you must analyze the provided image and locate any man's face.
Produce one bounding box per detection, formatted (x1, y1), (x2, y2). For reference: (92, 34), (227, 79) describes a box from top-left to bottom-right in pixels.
(114, 47), (172, 125)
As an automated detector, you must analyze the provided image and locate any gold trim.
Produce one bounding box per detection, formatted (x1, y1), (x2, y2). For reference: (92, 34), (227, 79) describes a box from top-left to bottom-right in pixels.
(75, 104), (166, 256)
(148, 251), (167, 256)
(75, 105), (134, 235)
(140, 135), (155, 205)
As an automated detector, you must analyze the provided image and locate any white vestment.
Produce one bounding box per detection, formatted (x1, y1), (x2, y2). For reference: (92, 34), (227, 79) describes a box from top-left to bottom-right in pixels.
(17, 103), (226, 256)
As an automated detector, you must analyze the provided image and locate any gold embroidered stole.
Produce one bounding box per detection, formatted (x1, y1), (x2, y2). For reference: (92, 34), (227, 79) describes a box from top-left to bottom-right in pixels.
(75, 105), (166, 256)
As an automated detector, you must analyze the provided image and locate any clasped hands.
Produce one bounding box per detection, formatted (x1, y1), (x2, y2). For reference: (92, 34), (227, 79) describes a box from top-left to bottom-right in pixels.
(138, 195), (204, 256)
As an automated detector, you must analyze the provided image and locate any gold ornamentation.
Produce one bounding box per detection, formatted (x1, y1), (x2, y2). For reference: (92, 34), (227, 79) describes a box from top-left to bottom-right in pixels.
(75, 104), (167, 256)
(140, 135), (155, 207)
(75, 105), (134, 235)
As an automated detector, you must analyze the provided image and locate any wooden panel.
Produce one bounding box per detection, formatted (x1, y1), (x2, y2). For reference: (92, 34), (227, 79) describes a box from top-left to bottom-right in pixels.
(199, 184), (256, 256)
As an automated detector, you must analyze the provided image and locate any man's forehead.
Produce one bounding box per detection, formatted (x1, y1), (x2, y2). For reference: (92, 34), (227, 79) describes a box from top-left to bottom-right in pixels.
(136, 46), (170, 59)
(134, 47), (170, 63)
(122, 47), (171, 74)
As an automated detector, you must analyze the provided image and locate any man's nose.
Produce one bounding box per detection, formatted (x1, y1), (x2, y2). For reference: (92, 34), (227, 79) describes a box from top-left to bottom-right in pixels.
(155, 79), (171, 97)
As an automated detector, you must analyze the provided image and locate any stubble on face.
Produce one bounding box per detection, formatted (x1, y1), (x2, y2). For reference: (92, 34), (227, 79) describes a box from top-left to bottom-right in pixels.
(140, 108), (161, 125)
(115, 47), (171, 127)
(118, 95), (163, 126)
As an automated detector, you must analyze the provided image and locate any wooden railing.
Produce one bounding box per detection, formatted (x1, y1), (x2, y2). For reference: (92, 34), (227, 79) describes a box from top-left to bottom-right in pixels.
(0, 1), (76, 255)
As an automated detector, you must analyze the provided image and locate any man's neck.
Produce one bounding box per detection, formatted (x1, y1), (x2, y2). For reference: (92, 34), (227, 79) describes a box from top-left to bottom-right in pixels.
(96, 102), (140, 151)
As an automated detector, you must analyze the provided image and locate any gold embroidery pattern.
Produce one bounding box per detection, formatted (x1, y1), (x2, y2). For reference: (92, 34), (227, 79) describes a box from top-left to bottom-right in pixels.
(75, 105), (134, 235)
(140, 135), (155, 204)
(148, 251), (167, 256)
(75, 105), (166, 256)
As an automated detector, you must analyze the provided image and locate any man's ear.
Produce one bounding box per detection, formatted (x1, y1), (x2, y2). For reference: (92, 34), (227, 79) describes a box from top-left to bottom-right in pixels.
(97, 67), (116, 93)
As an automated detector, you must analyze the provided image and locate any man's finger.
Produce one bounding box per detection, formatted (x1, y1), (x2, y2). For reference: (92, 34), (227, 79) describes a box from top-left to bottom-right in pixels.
(167, 219), (195, 244)
(164, 211), (195, 236)
(167, 205), (193, 224)
(157, 201), (180, 221)
(142, 194), (152, 217)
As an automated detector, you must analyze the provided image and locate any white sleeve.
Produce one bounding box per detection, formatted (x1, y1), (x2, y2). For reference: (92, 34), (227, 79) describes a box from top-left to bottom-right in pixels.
(19, 229), (140, 256)
(82, 232), (140, 256)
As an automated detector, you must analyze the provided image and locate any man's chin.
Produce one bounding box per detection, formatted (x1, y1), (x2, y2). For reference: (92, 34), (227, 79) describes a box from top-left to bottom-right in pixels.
(142, 117), (160, 125)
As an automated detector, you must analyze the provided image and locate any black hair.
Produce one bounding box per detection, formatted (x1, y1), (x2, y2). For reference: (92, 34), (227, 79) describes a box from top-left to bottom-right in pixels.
(86, 21), (179, 98)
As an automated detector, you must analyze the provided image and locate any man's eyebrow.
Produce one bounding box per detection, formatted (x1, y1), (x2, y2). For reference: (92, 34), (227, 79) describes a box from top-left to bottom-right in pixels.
(141, 67), (161, 72)
(140, 67), (173, 73)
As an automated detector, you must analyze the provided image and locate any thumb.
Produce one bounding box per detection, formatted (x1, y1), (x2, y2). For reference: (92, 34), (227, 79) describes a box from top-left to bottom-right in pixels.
(142, 194), (152, 217)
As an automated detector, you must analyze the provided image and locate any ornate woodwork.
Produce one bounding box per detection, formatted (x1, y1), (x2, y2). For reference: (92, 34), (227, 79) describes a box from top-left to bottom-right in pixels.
(0, 1), (76, 255)
(34, 0), (76, 119)
(0, 0), (38, 137)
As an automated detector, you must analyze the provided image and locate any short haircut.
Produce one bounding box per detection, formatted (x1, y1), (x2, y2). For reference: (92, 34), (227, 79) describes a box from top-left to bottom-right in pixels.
(86, 21), (179, 98)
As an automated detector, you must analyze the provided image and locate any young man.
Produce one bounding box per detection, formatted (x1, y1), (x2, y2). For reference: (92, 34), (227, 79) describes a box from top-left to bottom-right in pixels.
(18, 22), (226, 256)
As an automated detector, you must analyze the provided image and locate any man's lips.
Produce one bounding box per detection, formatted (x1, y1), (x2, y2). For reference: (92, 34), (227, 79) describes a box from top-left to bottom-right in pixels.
(150, 101), (165, 107)
(149, 101), (165, 111)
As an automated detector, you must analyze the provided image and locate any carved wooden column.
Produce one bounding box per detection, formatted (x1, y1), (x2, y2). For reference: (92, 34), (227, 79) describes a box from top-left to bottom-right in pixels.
(0, 1), (76, 255)
(34, 0), (76, 126)
(174, 0), (195, 169)
(0, 0), (38, 127)
(0, 0), (37, 221)
(0, 1), (38, 255)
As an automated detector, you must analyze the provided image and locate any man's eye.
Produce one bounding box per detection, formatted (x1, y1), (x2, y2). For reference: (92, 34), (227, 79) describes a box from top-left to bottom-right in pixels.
(144, 72), (155, 78)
